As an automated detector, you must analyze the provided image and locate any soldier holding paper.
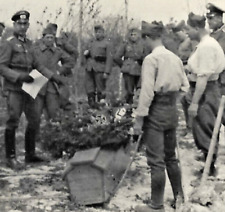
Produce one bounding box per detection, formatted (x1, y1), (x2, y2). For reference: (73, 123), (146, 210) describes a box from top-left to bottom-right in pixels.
(0, 10), (64, 169)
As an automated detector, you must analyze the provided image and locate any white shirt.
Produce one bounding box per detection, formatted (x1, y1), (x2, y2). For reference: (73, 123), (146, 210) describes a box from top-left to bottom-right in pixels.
(188, 34), (225, 81)
(135, 45), (189, 117)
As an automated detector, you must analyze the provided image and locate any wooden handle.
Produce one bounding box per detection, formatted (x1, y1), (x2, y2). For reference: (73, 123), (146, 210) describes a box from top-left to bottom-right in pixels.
(176, 139), (188, 203)
(109, 133), (142, 200)
(200, 95), (225, 186)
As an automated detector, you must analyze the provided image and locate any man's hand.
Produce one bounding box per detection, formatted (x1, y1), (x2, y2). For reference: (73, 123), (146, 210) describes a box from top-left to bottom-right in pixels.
(84, 50), (89, 56)
(188, 103), (198, 118)
(18, 73), (34, 83)
(103, 72), (109, 79)
(51, 74), (65, 85)
(133, 116), (144, 135)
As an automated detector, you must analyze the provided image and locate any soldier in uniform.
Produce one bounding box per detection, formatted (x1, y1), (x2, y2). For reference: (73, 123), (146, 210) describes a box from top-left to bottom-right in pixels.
(133, 21), (189, 212)
(33, 27), (74, 121)
(84, 24), (112, 107)
(114, 28), (145, 104)
(0, 11), (64, 169)
(206, 2), (225, 94)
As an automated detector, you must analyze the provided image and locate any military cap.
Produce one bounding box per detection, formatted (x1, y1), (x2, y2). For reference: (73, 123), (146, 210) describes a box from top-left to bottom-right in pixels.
(172, 20), (185, 32)
(206, 2), (225, 18)
(94, 24), (104, 31)
(11, 10), (30, 22)
(187, 12), (206, 28)
(141, 20), (164, 38)
(42, 27), (55, 36)
(128, 27), (140, 33)
(46, 23), (58, 30)
(0, 22), (5, 28)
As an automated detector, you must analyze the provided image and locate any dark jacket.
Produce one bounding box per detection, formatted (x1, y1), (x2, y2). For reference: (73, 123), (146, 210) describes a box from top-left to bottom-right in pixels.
(114, 39), (145, 76)
(85, 37), (113, 74)
(33, 43), (74, 95)
(0, 34), (53, 92)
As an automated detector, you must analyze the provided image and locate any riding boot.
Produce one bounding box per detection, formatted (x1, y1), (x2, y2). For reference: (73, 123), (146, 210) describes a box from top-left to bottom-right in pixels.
(25, 127), (45, 163)
(166, 161), (184, 208)
(150, 169), (165, 209)
(5, 129), (22, 170)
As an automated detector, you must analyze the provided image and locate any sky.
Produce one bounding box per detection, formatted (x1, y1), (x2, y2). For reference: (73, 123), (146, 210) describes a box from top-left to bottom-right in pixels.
(0, 0), (224, 38)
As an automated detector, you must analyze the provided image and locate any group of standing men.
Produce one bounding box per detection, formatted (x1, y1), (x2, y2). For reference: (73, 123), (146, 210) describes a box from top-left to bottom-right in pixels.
(0, 10), (75, 170)
(0, 1), (225, 211)
(84, 24), (147, 107)
(132, 2), (225, 212)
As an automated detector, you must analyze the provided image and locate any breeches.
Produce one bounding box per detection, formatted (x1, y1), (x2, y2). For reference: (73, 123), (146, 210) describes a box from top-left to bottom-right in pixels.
(6, 91), (40, 130)
(85, 70), (107, 95)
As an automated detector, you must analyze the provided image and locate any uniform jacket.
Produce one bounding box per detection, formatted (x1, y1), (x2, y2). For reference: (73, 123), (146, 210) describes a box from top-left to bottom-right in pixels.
(211, 25), (225, 84)
(33, 42), (74, 95)
(85, 37), (112, 73)
(0, 34), (53, 92)
(114, 39), (145, 76)
(211, 25), (225, 53)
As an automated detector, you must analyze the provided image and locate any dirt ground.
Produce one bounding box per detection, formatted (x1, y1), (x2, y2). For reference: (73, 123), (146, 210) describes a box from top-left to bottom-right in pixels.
(0, 98), (225, 212)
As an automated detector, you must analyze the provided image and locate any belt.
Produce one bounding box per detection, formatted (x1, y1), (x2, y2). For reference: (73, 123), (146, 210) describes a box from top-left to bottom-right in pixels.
(152, 91), (178, 105)
(9, 64), (32, 71)
(94, 56), (106, 62)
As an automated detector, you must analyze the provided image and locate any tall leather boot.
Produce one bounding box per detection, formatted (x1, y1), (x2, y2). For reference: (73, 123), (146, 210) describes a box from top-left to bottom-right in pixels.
(166, 161), (184, 208)
(150, 169), (165, 209)
(5, 129), (22, 170)
(25, 127), (45, 163)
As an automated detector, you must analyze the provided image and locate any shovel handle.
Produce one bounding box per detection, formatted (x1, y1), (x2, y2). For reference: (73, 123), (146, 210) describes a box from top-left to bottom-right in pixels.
(109, 133), (143, 200)
(200, 95), (225, 186)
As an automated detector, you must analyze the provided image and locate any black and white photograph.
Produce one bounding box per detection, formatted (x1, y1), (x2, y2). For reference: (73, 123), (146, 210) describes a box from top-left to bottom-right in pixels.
(0, 0), (225, 211)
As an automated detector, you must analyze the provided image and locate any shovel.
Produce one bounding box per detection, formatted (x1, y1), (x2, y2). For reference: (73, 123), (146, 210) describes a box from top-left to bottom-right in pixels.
(179, 96), (225, 211)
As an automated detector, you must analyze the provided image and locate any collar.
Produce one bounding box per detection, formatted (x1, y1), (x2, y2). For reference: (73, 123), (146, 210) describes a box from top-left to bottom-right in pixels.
(14, 33), (27, 42)
(152, 45), (165, 53)
(40, 43), (55, 52)
(200, 34), (210, 42)
(213, 24), (225, 33)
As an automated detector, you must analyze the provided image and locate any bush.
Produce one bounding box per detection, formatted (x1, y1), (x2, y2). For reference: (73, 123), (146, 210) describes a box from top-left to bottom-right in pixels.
(40, 105), (133, 158)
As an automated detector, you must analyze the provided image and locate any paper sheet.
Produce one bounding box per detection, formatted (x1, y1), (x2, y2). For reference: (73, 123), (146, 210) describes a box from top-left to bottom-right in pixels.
(22, 69), (48, 99)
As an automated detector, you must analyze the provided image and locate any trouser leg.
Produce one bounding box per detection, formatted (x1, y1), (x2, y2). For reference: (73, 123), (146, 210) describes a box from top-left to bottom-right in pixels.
(85, 70), (96, 104)
(144, 127), (165, 208)
(5, 128), (16, 159)
(164, 129), (184, 200)
(5, 91), (23, 165)
(95, 72), (106, 102)
(24, 94), (44, 162)
(5, 91), (24, 169)
(123, 73), (135, 104)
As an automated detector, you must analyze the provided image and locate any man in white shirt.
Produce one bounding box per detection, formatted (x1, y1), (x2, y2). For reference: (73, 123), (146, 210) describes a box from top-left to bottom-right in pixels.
(134, 21), (189, 212)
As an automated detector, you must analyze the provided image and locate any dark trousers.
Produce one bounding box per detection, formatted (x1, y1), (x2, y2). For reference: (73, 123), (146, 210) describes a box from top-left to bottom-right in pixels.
(144, 127), (183, 207)
(143, 92), (183, 207)
(123, 73), (140, 104)
(5, 91), (40, 159)
(6, 91), (40, 130)
(85, 70), (107, 101)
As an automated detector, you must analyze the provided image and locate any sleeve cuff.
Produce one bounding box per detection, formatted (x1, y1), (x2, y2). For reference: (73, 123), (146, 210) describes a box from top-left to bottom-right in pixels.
(134, 107), (149, 117)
